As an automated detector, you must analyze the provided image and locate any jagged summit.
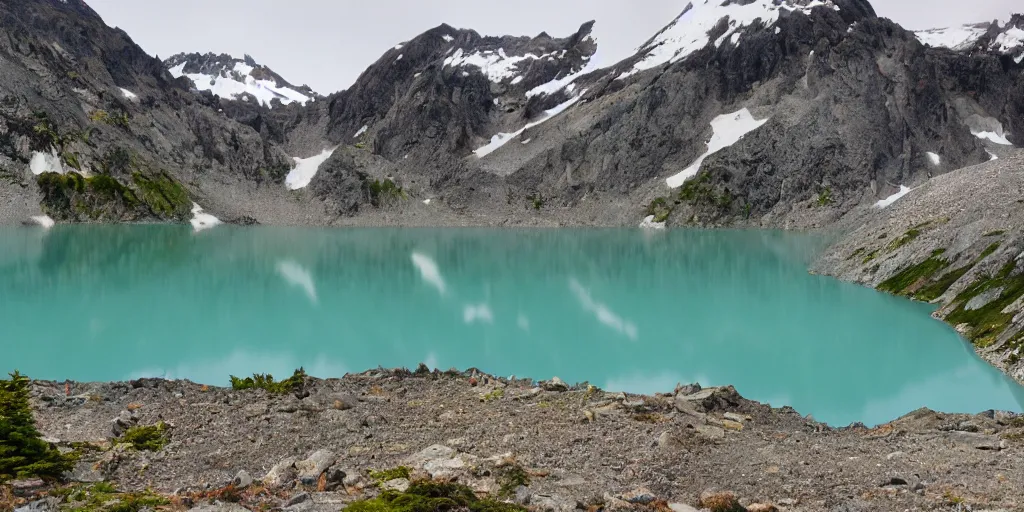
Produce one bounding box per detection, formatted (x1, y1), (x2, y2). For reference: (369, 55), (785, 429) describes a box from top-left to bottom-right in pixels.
(164, 52), (318, 108)
(915, 14), (1024, 63)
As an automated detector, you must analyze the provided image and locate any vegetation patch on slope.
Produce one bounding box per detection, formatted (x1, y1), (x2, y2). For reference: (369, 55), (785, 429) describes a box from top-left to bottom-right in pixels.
(945, 258), (1024, 348)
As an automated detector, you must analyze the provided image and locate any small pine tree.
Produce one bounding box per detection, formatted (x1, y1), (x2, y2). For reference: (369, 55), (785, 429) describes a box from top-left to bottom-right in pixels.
(0, 371), (74, 481)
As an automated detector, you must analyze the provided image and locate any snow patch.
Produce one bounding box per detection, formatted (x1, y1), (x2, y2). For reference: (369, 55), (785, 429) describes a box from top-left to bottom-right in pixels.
(411, 252), (446, 295)
(29, 149), (64, 175)
(395, 54), (403, 62)
(666, 108), (768, 188)
(914, 26), (988, 50)
(276, 260), (318, 304)
(640, 215), (666, 230)
(875, 185), (912, 209)
(190, 203), (222, 232)
(926, 152), (941, 165)
(463, 304), (494, 324)
(119, 88), (138, 100)
(171, 60), (311, 108)
(168, 62), (186, 78)
(442, 34), (455, 43)
(29, 215), (54, 229)
(474, 93), (584, 158)
(444, 46), (570, 84)
(993, 27), (1024, 53)
(285, 148), (336, 190)
(569, 278), (638, 341)
(394, 44), (403, 50)
(973, 130), (1013, 145)
(524, 48), (602, 98)
(987, 149), (999, 161)
(521, 138), (532, 145)
(353, 125), (368, 138)
(414, 72), (422, 77)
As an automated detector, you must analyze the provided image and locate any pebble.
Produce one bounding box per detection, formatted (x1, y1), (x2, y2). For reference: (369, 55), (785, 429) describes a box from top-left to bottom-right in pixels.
(231, 470), (253, 489)
(747, 504), (779, 512)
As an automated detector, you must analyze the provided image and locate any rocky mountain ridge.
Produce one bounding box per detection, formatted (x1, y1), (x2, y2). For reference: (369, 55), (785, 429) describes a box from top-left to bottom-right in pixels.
(0, 0), (1022, 230)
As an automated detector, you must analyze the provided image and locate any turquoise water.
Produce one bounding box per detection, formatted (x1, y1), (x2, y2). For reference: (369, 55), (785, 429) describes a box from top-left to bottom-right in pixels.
(1, 225), (1021, 426)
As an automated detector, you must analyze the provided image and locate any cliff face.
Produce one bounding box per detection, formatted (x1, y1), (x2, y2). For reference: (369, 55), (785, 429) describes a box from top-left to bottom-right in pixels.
(1, 0), (1022, 229)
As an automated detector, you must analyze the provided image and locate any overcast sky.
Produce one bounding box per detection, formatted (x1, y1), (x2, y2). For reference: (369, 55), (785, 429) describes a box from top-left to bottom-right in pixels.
(87, 0), (1020, 94)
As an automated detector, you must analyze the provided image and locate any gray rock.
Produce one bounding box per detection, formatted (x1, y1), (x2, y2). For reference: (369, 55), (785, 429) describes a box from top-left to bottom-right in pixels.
(189, 504), (251, 512)
(404, 444), (477, 478)
(65, 459), (105, 483)
(966, 286), (1004, 311)
(541, 377), (569, 392)
(342, 471), (364, 487)
(264, 456), (299, 487)
(15, 498), (59, 512)
(232, 470), (253, 489)
(295, 449), (336, 484)
(619, 488), (656, 504)
(381, 478), (411, 492)
(330, 393), (360, 411)
(530, 493), (576, 512)
(285, 493), (311, 507)
(668, 504), (700, 512)
(695, 425), (726, 441)
(657, 431), (685, 451)
(10, 479), (45, 490)
(111, 410), (137, 437)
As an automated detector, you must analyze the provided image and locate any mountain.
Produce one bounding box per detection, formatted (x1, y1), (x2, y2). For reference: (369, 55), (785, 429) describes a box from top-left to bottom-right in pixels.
(1, 0), (1022, 230)
(915, 14), (1024, 63)
(0, 0), (309, 226)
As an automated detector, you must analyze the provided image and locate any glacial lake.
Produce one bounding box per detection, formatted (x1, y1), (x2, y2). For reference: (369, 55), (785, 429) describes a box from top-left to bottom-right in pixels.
(1, 225), (1021, 426)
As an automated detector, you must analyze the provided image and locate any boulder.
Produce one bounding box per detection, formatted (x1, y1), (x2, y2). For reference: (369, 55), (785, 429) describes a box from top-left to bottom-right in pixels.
(263, 456), (299, 487)
(295, 450), (337, 484)
(542, 377), (570, 392)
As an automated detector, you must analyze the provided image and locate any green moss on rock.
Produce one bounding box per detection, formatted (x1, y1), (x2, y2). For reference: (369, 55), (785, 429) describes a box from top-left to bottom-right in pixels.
(346, 481), (525, 512)
(132, 172), (190, 219)
(945, 259), (1024, 346)
(115, 423), (169, 452)
(878, 256), (950, 296)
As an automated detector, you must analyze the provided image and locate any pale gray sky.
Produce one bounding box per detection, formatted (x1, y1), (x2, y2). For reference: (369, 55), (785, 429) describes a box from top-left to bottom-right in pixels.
(87, 0), (1019, 94)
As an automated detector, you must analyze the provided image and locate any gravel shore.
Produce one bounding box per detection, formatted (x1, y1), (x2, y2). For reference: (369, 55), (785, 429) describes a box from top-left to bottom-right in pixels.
(7, 368), (1024, 512)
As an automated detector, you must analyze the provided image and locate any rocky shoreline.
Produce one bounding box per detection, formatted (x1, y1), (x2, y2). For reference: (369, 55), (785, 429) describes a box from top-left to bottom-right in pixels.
(5, 368), (1024, 512)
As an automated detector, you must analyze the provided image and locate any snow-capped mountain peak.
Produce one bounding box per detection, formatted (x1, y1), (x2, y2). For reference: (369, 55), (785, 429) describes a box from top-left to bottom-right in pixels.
(914, 14), (1024, 63)
(620, 0), (843, 78)
(165, 53), (318, 108)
